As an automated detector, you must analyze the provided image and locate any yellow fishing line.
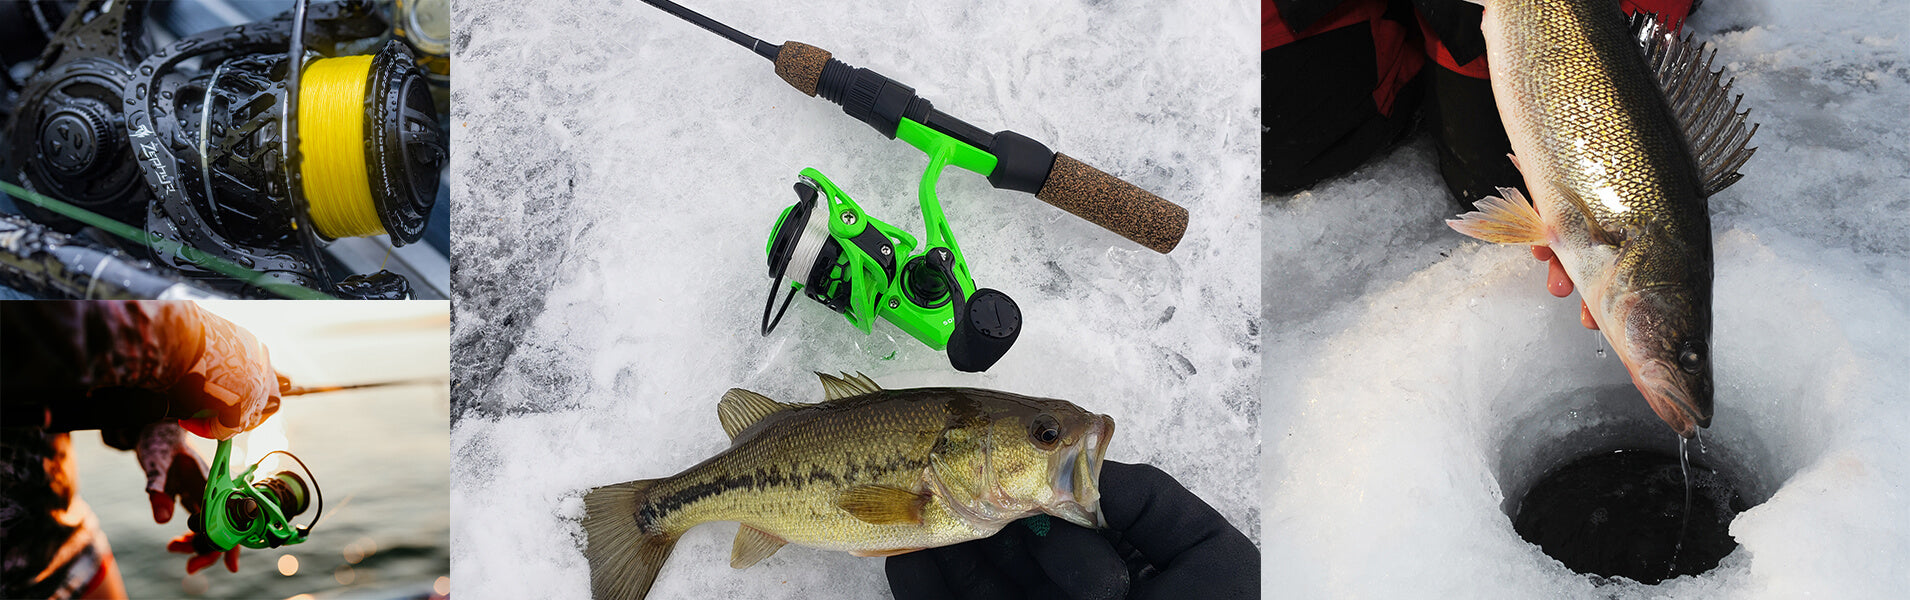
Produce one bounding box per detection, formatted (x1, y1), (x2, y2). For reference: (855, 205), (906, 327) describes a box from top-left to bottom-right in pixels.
(298, 55), (384, 239)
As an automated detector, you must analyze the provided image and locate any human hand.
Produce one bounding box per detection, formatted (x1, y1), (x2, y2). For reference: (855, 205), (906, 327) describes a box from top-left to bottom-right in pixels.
(885, 461), (1258, 600)
(0, 302), (285, 438)
(1532, 246), (1598, 330)
(124, 422), (241, 574)
(156, 303), (287, 440)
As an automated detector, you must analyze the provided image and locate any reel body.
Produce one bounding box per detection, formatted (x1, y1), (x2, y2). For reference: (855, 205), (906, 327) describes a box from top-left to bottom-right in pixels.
(198, 437), (319, 551)
(4, 0), (447, 298)
(764, 119), (1022, 372)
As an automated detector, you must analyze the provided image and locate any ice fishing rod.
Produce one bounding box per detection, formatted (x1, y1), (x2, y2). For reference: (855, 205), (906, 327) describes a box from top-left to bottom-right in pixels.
(644, 0), (1189, 373)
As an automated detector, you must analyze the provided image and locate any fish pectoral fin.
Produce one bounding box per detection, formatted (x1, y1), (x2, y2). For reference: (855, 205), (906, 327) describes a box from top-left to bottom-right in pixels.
(851, 548), (925, 558)
(836, 485), (929, 526)
(719, 389), (798, 440)
(729, 525), (788, 569)
(1550, 183), (1627, 247)
(1447, 187), (1548, 245)
(816, 372), (883, 401)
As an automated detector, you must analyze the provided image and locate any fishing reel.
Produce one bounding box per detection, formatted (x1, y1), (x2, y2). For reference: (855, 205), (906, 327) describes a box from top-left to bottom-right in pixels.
(4, 0), (447, 298)
(193, 437), (322, 551)
(762, 164), (1022, 373)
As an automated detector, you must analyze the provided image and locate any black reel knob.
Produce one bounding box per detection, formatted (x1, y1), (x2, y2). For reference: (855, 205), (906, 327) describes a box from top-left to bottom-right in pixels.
(924, 247), (1020, 372)
(38, 106), (113, 177)
(948, 288), (1020, 372)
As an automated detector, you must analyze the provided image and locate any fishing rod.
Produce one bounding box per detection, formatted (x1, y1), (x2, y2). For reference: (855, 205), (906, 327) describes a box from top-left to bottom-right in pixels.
(644, 0), (1189, 373)
(283, 377), (444, 396)
(0, 212), (229, 300)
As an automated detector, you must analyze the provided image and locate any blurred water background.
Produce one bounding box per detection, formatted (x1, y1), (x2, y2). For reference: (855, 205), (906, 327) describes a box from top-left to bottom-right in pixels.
(68, 301), (450, 599)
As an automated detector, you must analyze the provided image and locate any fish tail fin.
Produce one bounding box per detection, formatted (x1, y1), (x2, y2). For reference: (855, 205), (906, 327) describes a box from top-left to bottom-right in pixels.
(583, 479), (678, 600)
(1447, 188), (1549, 245)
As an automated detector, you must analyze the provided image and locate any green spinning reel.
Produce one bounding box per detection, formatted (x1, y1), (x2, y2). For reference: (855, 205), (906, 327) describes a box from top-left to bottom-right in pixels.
(761, 122), (1021, 373)
(195, 438), (322, 551)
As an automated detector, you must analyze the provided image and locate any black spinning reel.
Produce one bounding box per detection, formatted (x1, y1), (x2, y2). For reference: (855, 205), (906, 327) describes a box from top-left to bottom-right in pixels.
(2, 0), (447, 298)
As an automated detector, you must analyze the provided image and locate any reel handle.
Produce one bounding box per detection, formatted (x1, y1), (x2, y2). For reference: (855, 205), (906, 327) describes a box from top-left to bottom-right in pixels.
(928, 248), (1020, 372)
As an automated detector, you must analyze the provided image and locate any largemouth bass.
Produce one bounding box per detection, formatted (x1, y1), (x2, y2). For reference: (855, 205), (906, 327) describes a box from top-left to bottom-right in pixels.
(1448, 0), (1757, 438)
(580, 373), (1114, 599)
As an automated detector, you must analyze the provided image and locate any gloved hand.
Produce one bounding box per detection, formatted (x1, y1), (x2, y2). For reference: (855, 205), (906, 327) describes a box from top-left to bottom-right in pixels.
(100, 422), (242, 574)
(1531, 246), (1599, 330)
(146, 302), (286, 440)
(0, 301), (286, 439)
(886, 461), (1259, 600)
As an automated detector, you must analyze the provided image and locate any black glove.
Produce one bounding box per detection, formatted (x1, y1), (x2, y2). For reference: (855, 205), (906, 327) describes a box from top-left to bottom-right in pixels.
(886, 461), (1258, 600)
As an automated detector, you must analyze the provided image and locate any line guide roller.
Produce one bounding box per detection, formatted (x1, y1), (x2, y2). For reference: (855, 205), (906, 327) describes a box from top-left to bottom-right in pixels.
(644, 0), (1190, 372)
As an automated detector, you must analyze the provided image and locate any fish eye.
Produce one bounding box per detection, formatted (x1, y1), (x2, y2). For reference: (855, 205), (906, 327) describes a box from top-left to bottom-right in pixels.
(1677, 341), (1706, 373)
(1030, 414), (1061, 448)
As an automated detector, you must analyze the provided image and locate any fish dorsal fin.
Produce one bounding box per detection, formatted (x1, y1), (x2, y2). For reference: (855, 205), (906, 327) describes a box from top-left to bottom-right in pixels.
(1447, 187), (1547, 245)
(1632, 12), (1760, 197)
(815, 371), (882, 401)
(718, 389), (797, 440)
(836, 485), (928, 525)
(730, 525), (787, 569)
(1550, 183), (1627, 247)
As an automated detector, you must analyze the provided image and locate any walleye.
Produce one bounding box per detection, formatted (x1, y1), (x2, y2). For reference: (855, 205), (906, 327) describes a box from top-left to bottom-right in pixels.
(580, 373), (1115, 599)
(1447, 1), (1757, 437)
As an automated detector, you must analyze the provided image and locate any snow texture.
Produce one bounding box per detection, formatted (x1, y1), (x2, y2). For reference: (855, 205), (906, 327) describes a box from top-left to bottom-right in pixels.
(449, 0), (1260, 598)
(1265, 0), (1910, 597)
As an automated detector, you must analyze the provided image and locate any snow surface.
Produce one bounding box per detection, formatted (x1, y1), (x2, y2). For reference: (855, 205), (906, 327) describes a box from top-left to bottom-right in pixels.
(449, 0), (1259, 598)
(1264, 0), (1910, 597)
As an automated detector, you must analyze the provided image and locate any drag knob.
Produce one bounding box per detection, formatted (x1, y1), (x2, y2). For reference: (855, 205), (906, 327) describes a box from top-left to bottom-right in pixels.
(39, 106), (113, 177)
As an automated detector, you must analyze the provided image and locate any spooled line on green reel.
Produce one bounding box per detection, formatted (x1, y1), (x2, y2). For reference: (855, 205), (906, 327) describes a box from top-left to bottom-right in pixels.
(194, 438), (322, 551)
(761, 124), (1021, 372)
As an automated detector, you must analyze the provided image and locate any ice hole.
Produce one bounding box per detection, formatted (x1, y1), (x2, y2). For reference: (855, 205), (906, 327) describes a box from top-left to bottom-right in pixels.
(1494, 384), (1784, 584)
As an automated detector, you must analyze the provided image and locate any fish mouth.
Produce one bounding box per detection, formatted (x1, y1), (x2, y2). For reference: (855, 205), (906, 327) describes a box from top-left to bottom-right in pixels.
(1047, 415), (1114, 529)
(1634, 359), (1709, 438)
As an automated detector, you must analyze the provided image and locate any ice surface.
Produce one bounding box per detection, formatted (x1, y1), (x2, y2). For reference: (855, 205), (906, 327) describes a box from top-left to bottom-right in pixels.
(1265, 0), (1910, 596)
(449, 0), (1260, 598)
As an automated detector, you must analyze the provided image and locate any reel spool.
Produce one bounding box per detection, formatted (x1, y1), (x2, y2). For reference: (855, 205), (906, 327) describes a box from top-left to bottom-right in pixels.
(296, 42), (441, 243)
(762, 169), (1021, 372)
(4, 0), (446, 298)
(197, 438), (322, 551)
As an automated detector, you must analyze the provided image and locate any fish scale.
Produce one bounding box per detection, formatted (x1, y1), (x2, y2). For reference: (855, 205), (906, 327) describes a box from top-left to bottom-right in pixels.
(1451, 0), (1757, 438)
(647, 390), (974, 553)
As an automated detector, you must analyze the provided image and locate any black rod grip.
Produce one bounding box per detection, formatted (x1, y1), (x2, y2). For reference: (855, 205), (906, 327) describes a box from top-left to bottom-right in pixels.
(1035, 154), (1187, 253)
